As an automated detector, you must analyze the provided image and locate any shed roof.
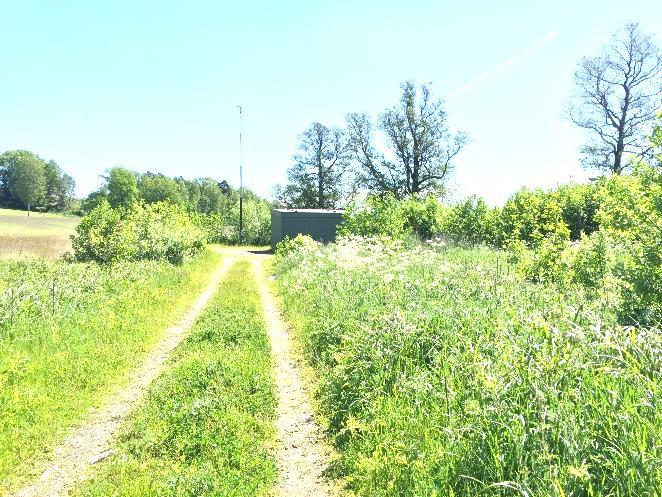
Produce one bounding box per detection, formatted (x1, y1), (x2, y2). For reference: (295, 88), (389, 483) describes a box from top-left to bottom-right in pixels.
(273, 208), (344, 214)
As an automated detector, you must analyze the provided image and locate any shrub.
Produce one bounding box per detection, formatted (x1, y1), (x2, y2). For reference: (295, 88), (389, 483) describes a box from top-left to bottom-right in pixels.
(441, 195), (500, 245)
(340, 194), (445, 240)
(274, 234), (319, 258)
(72, 201), (205, 264)
(594, 163), (662, 324)
(553, 182), (601, 240)
(501, 187), (570, 247)
(193, 197), (271, 246)
(70, 200), (137, 263)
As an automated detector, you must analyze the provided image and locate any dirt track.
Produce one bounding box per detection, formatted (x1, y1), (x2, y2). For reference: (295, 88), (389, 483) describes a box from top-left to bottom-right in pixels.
(13, 257), (235, 497)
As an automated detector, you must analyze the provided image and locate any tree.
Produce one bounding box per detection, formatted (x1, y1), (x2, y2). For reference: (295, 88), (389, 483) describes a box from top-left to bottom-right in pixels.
(42, 160), (75, 211)
(567, 22), (662, 174)
(107, 167), (138, 209)
(347, 81), (467, 198)
(278, 122), (352, 209)
(10, 152), (46, 215)
(139, 173), (182, 205)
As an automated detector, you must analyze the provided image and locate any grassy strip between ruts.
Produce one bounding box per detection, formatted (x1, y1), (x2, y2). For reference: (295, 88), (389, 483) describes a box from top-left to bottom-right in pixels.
(0, 249), (220, 493)
(73, 260), (278, 497)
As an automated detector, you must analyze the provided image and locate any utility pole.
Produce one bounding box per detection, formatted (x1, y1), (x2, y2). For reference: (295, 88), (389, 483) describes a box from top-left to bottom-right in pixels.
(237, 105), (243, 244)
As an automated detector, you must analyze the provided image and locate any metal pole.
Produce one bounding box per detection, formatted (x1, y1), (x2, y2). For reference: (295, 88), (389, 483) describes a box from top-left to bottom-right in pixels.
(237, 105), (243, 244)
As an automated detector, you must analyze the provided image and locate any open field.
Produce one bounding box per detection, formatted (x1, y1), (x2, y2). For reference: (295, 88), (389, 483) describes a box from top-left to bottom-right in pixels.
(0, 250), (221, 494)
(274, 238), (661, 497)
(0, 208), (79, 258)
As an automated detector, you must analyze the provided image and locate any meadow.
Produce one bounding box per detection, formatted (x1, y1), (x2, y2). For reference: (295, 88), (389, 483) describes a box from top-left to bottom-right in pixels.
(74, 260), (278, 496)
(0, 249), (221, 493)
(274, 237), (661, 497)
(0, 208), (78, 258)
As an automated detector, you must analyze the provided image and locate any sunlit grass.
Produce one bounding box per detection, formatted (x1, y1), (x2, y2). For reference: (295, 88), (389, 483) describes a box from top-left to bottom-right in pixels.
(0, 250), (221, 493)
(74, 260), (277, 496)
(274, 237), (661, 497)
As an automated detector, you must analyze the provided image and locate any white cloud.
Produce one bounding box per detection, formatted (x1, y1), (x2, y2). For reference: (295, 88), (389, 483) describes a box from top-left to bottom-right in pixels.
(448, 30), (559, 99)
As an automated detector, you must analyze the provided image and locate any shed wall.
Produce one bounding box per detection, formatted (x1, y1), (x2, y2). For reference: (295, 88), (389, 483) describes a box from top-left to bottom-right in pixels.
(271, 210), (343, 248)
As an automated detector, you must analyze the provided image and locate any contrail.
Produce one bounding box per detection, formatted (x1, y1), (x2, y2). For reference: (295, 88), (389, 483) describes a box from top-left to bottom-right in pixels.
(448, 30), (559, 99)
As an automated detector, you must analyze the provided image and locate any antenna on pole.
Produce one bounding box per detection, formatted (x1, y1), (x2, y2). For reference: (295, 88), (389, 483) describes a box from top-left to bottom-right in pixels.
(237, 105), (243, 245)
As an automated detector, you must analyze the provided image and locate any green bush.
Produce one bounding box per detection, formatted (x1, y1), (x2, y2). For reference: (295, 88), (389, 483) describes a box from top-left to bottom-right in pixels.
(441, 195), (500, 245)
(553, 182), (601, 241)
(501, 187), (570, 248)
(339, 194), (445, 241)
(274, 234), (319, 258)
(593, 164), (662, 324)
(193, 197), (271, 246)
(72, 200), (205, 264)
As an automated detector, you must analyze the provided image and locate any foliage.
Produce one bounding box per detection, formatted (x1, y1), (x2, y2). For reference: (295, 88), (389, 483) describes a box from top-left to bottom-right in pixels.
(9, 152), (46, 214)
(274, 238), (660, 497)
(107, 167), (139, 209)
(501, 187), (570, 248)
(276, 122), (352, 209)
(0, 251), (220, 493)
(274, 234), (319, 258)
(441, 195), (500, 245)
(72, 200), (205, 264)
(0, 150), (76, 213)
(339, 194), (444, 241)
(83, 169), (272, 246)
(347, 81), (468, 198)
(594, 163), (662, 324)
(552, 182), (601, 240)
(193, 194), (271, 246)
(74, 261), (277, 497)
(138, 172), (183, 205)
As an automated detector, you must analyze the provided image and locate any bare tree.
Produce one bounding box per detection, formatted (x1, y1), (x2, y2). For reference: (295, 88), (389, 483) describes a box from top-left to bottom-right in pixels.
(567, 22), (662, 174)
(347, 81), (467, 198)
(276, 122), (352, 209)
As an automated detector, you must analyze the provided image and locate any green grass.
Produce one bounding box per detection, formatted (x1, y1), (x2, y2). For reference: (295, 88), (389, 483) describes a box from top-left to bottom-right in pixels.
(274, 238), (661, 497)
(0, 250), (221, 493)
(0, 207), (79, 258)
(74, 260), (277, 497)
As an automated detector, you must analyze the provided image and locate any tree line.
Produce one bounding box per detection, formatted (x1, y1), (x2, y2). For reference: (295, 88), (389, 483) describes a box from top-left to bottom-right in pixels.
(81, 167), (272, 245)
(0, 150), (76, 215)
(278, 22), (661, 209)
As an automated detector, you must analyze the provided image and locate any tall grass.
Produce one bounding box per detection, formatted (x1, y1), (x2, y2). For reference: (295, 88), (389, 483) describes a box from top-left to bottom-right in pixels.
(0, 250), (220, 493)
(74, 260), (277, 496)
(274, 237), (661, 497)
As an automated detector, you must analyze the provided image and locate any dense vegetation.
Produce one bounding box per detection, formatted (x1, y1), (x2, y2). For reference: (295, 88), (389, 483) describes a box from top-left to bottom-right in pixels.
(340, 162), (662, 325)
(274, 237), (661, 496)
(82, 167), (271, 246)
(0, 150), (76, 214)
(0, 250), (220, 492)
(72, 200), (206, 264)
(75, 260), (277, 496)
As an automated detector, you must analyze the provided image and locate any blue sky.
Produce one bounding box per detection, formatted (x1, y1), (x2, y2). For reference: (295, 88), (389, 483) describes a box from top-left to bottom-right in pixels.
(1, 0), (660, 205)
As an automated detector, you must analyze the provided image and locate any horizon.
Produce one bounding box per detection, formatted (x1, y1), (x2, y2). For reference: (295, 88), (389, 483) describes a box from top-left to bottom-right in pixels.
(1, 0), (660, 206)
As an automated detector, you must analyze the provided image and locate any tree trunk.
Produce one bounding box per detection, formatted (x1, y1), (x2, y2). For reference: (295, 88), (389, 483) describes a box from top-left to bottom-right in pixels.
(27, 203), (30, 216)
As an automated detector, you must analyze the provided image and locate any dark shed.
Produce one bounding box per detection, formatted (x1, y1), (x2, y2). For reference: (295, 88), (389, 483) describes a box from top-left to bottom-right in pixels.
(271, 209), (344, 248)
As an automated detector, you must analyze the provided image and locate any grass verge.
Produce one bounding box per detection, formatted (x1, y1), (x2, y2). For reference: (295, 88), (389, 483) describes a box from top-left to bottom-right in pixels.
(0, 250), (220, 493)
(73, 260), (277, 496)
(274, 238), (661, 497)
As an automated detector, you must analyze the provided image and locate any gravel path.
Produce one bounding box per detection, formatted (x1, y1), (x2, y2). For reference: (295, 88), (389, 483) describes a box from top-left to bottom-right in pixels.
(251, 254), (337, 497)
(13, 256), (235, 497)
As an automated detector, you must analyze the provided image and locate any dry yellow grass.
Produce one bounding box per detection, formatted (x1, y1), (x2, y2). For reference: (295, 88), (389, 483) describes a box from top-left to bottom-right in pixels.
(0, 208), (79, 259)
